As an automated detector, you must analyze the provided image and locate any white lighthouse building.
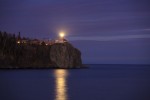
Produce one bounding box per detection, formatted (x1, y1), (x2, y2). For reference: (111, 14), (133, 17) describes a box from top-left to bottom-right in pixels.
(55, 32), (68, 43)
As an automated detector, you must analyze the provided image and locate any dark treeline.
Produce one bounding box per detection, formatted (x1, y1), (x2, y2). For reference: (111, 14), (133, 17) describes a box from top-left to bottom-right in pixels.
(0, 31), (51, 68)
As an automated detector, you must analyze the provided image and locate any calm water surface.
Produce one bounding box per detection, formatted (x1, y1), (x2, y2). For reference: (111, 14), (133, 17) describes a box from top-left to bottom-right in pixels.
(0, 64), (150, 100)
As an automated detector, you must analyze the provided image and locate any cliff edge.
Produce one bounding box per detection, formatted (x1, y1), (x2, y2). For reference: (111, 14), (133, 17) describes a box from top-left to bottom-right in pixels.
(50, 42), (82, 68)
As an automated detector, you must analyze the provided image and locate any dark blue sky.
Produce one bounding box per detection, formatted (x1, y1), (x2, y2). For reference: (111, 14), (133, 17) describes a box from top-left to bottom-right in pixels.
(0, 0), (150, 64)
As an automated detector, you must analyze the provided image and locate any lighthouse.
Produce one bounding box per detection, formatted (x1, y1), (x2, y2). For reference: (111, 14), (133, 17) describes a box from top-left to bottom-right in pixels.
(59, 32), (65, 39)
(55, 32), (67, 43)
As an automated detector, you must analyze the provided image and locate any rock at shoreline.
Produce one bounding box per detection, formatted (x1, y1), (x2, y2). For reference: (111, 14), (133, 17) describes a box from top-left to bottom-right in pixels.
(50, 43), (82, 68)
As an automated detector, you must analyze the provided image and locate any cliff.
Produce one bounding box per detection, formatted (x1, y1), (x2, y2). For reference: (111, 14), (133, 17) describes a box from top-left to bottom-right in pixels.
(50, 43), (82, 68)
(0, 32), (83, 68)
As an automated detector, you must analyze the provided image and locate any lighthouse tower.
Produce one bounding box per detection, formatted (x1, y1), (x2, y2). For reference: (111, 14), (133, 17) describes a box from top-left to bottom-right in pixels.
(55, 32), (67, 43)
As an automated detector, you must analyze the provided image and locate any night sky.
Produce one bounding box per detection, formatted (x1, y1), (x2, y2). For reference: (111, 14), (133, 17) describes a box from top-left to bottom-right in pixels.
(0, 0), (150, 64)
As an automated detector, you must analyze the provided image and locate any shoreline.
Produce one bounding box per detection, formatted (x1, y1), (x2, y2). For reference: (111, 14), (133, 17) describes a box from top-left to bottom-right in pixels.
(0, 67), (88, 70)
(0, 65), (88, 70)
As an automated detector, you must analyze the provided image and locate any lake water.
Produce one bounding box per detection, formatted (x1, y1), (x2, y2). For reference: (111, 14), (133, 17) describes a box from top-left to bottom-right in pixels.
(0, 64), (150, 100)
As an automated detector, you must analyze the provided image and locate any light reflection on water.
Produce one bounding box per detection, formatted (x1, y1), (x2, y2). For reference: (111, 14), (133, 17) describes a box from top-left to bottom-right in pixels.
(54, 70), (69, 100)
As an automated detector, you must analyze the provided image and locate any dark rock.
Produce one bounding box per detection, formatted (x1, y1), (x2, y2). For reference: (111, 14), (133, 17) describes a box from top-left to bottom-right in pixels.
(50, 42), (82, 68)
(0, 31), (83, 69)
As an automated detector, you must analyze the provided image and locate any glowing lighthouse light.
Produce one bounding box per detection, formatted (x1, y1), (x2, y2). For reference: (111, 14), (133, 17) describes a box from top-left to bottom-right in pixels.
(59, 32), (65, 38)
(55, 31), (67, 43)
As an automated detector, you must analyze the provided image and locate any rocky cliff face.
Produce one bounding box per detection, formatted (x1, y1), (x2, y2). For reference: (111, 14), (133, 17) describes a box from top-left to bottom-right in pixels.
(50, 43), (82, 68)
(0, 31), (83, 69)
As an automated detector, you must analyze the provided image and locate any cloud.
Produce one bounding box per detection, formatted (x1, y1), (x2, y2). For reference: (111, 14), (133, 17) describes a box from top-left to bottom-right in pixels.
(68, 34), (150, 41)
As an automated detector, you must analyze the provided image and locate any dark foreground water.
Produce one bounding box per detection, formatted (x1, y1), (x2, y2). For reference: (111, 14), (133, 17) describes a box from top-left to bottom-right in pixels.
(0, 64), (150, 100)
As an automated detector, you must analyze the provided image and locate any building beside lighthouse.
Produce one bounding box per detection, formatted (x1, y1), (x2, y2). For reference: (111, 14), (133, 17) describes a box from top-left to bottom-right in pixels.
(55, 38), (68, 43)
